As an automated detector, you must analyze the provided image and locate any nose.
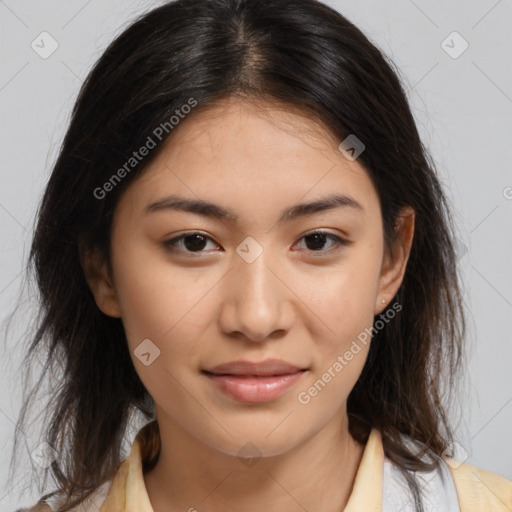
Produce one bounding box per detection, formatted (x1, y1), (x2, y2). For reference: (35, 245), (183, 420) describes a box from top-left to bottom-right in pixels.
(218, 245), (295, 343)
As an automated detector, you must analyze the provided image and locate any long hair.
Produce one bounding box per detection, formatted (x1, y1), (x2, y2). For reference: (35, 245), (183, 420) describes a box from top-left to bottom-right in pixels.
(5, 0), (466, 510)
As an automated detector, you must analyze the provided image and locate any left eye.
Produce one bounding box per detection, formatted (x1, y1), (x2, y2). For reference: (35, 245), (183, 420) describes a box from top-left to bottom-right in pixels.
(162, 230), (349, 255)
(294, 231), (348, 254)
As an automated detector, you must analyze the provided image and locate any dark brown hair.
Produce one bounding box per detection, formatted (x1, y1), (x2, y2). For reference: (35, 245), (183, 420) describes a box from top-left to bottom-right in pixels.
(5, 0), (466, 510)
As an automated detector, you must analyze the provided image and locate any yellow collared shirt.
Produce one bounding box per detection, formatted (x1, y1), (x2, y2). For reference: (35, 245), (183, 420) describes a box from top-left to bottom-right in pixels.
(26, 424), (512, 512)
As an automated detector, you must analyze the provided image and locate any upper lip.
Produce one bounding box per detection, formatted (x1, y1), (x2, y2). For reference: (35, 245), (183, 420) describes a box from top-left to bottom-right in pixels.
(204, 359), (305, 376)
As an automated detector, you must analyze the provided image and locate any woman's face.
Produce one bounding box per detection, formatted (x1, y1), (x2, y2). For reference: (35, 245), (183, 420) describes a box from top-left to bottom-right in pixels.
(88, 96), (413, 457)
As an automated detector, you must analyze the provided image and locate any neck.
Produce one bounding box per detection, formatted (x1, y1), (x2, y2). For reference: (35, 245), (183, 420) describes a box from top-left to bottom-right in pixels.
(143, 409), (366, 512)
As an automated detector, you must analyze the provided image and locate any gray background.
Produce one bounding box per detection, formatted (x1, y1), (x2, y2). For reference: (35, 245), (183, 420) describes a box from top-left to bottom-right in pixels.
(1, 0), (511, 509)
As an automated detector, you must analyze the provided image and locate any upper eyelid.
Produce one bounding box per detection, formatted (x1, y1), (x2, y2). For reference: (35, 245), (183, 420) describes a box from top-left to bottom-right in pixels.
(166, 229), (346, 241)
(164, 230), (349, 251)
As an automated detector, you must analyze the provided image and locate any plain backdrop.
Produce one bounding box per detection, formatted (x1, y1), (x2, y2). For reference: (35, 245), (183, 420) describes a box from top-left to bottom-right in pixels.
(1, 0), (511, 509)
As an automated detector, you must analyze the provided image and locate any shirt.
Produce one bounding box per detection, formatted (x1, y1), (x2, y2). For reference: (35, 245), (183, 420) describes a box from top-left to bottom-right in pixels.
(19, 422), (512, 512)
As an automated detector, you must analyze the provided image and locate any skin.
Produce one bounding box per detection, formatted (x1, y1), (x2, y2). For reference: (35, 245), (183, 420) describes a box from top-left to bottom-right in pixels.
(85, 96), (415, 512)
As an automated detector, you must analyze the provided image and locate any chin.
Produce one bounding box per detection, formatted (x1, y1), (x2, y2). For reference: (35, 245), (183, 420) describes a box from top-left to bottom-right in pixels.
(192, 421), (310, 460)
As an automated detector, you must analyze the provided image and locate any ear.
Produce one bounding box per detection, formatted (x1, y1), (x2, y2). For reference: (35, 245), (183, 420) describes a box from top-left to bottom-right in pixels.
(80, 247), (122, 318)
(374, 206), (415, 315)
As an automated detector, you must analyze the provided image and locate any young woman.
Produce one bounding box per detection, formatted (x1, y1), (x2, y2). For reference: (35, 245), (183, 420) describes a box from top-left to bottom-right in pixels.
(8, 0), (511, 511)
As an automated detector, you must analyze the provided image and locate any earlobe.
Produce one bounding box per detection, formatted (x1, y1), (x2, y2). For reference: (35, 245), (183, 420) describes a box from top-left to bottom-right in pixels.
(375, 206), (415, 315)
(80, 248), (122, 318)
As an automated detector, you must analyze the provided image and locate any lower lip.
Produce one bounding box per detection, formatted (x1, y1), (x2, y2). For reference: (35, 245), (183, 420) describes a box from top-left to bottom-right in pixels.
(204, 371), (305, 403)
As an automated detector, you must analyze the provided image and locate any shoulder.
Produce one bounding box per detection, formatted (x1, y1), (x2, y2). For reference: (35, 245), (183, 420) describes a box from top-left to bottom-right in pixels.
(384, 457), (512, 512)
(446, 457), (512, 512)
(383, 454), (462, 511)
(382, 431), (512, 512)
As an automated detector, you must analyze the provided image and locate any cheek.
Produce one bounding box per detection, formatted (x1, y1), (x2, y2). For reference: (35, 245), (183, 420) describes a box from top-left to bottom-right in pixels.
(112, 249), (207, 404)
(294, 264), (378, 409)
(111, 239), (208, 340)
(295, 251), (382, 346)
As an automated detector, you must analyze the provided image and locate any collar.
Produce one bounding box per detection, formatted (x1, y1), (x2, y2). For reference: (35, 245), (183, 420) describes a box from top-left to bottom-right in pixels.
(99, 424), (384, 511)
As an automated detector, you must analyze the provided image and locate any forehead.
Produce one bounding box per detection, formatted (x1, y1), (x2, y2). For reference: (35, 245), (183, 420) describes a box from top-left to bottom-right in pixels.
(158, 96), (353, 169)
(115, 97), (379, 226)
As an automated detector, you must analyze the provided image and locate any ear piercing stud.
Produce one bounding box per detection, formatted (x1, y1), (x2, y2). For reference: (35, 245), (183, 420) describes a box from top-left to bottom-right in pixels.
(381, 299), (386, 304)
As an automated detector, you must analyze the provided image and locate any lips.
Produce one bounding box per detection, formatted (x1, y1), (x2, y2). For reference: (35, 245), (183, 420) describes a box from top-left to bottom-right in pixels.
(203, 358), (305, 376)
(202, 359), (307, 403)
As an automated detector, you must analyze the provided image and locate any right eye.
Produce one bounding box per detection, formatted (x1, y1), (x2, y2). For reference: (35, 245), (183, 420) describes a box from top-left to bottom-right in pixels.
(162, 232), (221, 255)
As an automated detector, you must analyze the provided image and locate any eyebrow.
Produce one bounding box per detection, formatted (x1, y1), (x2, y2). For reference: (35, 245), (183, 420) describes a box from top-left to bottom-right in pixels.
(144, 193), (364, 223)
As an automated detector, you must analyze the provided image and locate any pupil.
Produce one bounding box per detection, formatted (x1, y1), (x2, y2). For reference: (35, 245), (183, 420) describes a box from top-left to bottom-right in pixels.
(185, 234), (207, 251)
(306, 233), (326, 251)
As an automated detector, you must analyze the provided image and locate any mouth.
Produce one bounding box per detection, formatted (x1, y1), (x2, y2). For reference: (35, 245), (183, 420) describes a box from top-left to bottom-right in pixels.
(203, 358), (307, 377)
(202, 363), (307, 403)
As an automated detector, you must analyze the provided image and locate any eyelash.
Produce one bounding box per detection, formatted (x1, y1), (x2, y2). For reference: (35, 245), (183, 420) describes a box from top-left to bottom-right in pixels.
(162, 230), (350, 257)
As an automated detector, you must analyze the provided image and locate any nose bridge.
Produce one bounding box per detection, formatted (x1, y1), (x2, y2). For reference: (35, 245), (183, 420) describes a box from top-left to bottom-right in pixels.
(220, 237), (292, 342)
(237, 244), (276, 301)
